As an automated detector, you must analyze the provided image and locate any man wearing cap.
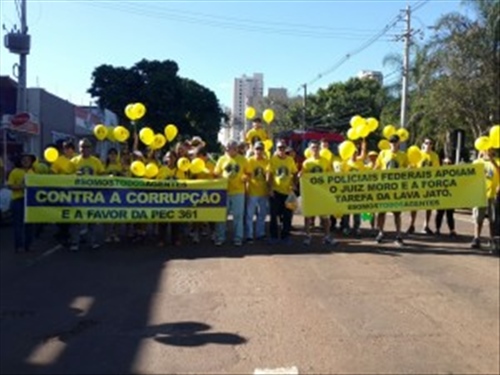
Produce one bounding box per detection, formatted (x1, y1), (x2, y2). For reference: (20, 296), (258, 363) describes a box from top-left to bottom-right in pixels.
(214, 140), (248, 246)
(244, 141), (270, 243)
(69, 139), (104, 251)
(7, 153), (35, 252)
(374, 134), (409, 246)
(267, 138), (298, 244)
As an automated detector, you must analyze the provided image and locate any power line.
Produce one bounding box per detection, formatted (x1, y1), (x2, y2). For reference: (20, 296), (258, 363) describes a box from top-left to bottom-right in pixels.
(297, 12), (404, 93)
(84, 2), (398, 40)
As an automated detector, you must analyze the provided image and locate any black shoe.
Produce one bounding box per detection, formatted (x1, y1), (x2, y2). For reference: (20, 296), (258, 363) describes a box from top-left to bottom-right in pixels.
(406, 225), (415, 234)
(449, 231), (457, 238)
(395, 236), (404, 247)
(470, 237), (481, 249)
(423, 227), (434, 235)
(245, 238), (254, 244)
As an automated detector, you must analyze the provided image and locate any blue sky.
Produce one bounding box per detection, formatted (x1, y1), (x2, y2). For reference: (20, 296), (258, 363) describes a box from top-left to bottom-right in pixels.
(0, 0), (464, 110)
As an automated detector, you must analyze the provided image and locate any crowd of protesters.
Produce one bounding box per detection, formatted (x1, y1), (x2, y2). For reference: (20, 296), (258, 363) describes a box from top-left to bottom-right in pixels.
(3, 118), (500, 255)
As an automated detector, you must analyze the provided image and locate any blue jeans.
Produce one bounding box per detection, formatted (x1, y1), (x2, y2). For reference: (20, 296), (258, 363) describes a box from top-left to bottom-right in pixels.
(216, 193), (245, 243)
(12, 198), (32, 251)
(245, 195), (268, 239)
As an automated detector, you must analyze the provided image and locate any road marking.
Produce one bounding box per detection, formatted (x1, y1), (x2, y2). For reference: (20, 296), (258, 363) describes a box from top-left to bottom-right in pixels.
(26, 244), (62, 267)
(254, 366), (299, 375)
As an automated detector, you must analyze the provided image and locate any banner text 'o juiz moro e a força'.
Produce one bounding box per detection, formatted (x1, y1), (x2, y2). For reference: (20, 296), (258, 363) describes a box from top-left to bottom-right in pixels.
(300, 164), (487, 217)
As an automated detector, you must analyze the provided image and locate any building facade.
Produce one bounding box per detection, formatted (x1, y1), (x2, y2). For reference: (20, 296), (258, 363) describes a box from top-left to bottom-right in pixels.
(231, 73), (264, 141)
(357, 70), (384, 86)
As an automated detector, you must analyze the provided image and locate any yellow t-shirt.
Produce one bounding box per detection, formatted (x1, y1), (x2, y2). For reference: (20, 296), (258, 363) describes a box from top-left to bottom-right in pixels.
(473, 158), (500, 199)
(215, 154), (248, 195)
(105, 162), (123, 176)
(268, 155), (298, 195)
(346, 159), (366, 172)
(375, 150), (409, 170)
(8, 168), (33, 200)
(156, 166), (186, 180)
(302, 156), (331, 174)
(245, 156), (269, 197)
(71, 155), (105, 175)
(245, 128), (268, 145)
(418, 151), (440, 168)
(33, 161), (50, 174)
(51, 155), (76, 175)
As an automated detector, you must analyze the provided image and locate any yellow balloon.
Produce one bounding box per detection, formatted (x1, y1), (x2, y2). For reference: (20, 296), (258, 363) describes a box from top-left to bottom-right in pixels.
(44, 147), (59, 163)
(164, 124), (178, 142)
(378, 139), (390, 151)
(396, 128), (410, 142)
(144, 162), (159, 178)
(124, 104), (136, 120)
(382, 125), (397, 139)
(356, 122), (370, 138)
(190, 158), (206, 174)
(132, 102), (146, 120)
(347, 127), (360, 141)
(93, 124), (108, 141)
(177, 157), (191, 172)
(489, 125), (499, 148)
(152, 134), (166, 150)
(474, 136), (492, 152)
(106, 126), (116, 142)
(350, 115), (363, 128)
(263, 109), (275, 124)
(130, 161), (146, 177)
(139, 127), (154, 146)
(407, 145), (422, 165)
(263, 139), (273, 151)
(113, 126), (129, 143)
(366, 117), (379, 132)
(304, 148), (313, 158)
(245, 107), (256, 120)
(319, 148), (332, 160)
(338, 141), (356, 161)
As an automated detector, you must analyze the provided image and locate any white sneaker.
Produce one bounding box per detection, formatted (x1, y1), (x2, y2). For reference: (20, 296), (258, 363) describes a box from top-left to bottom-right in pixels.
(323, 236), (338, 246)
(192, 233), (200, 244)
(303, 236), (311, 246)
(70, 244), (79, 252)
(91, 243), (101, 250)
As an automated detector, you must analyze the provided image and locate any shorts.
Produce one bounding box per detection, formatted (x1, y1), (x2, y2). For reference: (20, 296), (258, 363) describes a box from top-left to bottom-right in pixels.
(473, 198), (496, 225)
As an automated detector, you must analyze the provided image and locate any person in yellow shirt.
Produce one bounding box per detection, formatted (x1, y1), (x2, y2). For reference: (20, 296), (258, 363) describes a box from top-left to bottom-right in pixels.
(299, 140), (336, 246)
(156, 151), (187, 247)
(7, 153), (35, 252)
(471, 147), (499, 251)
(245, 117), (269, 148)
(407, 138), (441, 235)
(103, 148), (123, 244)
(214, 140), (248, 246)
(244, 141), (270, 243)
(267, 139), (298, 244)
(374, 134), (409, 246)
(51, 140), (77, 175)
(68, 139), (104, 251)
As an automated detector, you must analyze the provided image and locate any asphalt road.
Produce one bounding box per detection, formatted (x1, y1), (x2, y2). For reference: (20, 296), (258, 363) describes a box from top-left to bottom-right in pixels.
(0, 212), (498, 375)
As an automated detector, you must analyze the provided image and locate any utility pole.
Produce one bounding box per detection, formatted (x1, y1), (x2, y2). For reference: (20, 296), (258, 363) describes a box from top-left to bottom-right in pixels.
(400, 5), (411, 130)
(18, 0), (28, 113)
(302, 84), (307, 130)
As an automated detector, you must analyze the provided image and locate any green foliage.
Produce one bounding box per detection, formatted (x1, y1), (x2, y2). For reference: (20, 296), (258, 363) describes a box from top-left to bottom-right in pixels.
(88, 59), (224, 151)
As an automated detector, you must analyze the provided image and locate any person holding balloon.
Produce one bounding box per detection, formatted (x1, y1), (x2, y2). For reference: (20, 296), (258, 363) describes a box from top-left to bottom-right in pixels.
(7, 153), (35, 252)
(50, 140), (76, 175)
(374, 134), (409, 246)
(213, 140), (248, 247)
(103, 148), (123, 244)
(406, 138), (441, 235)
(245, 117), (269, 148)
(244, 141), (270, 244)
(299, 140), (337, 246)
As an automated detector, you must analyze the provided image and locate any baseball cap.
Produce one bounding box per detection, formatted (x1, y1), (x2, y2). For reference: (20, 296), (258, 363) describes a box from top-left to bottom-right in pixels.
(254, 141), (265, 150)
(368, 151), (378, 157)
(389, 134), (400, 143)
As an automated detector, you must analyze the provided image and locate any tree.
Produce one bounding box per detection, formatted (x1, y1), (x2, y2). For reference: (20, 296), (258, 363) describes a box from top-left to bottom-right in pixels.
(88, 59), (224, 150)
